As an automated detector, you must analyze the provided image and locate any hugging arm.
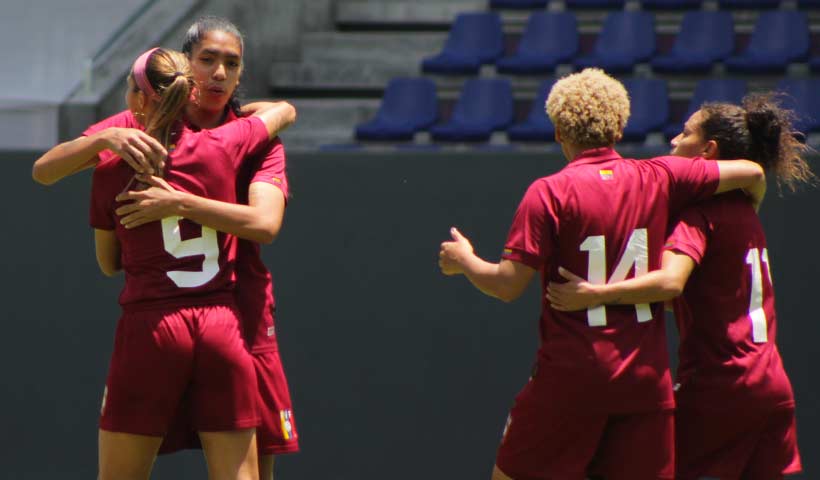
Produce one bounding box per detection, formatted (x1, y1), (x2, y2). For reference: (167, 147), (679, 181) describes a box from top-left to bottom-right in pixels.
(546, 250), (696, 311)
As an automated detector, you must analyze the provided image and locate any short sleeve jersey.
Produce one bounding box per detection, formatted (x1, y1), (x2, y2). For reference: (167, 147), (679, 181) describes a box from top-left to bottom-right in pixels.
(89, 116), (270, 311)
(665, 191), (795, 413)
(501, 147), (720, 413)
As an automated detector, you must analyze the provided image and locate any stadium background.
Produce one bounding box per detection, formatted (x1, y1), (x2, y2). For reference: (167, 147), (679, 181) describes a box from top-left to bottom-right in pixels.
(1, 0), (818, 478)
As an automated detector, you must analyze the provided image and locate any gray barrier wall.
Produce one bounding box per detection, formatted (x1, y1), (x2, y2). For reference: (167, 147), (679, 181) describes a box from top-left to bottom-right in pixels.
(1, 151), (816, 479)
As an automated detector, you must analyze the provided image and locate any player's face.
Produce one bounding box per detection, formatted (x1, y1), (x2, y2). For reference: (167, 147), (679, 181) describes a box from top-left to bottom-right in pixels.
(188, 31), (242, 113)
(125, 76), (146, 126)
(670, 110), (709, 158)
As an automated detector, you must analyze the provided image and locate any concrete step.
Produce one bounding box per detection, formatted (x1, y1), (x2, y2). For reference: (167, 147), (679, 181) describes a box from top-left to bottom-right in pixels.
(336, 0), (486, 28)
(278, 99), (381, 150)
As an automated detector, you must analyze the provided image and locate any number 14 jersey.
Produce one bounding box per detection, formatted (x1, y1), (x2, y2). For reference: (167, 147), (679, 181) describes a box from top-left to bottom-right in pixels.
(502, 148), (720, 414)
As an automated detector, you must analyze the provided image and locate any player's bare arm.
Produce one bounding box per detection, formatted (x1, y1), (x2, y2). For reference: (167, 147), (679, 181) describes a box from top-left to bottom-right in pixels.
(546, 250), (696, 311)
(251, 101), (297, 139)
(32, 128), (167, 185)
(94, 229), (122, 277)
(115, 174), (285, 244)
(439, 227), (536, 302)
(714, 160), (766, 208)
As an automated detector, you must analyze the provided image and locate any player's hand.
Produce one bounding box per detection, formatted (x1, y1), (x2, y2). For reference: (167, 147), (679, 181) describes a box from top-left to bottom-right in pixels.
(439, 227), (473, 276)
(115, 175), (181, 228)
(101, 128), (167, 175)
(546, 267), (602, 311)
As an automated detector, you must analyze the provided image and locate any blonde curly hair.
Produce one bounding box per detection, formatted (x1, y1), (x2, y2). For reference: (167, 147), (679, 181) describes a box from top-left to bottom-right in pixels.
(546, 68), (630, 148)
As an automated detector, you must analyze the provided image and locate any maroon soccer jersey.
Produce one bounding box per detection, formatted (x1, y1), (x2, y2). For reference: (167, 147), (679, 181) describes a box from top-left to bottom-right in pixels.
(83, 110), (290, 350)
(501, 147), (720, 413)
(89, 116), (270, 310)
(665, 191), (795, 413)
(226, 110), (290, 353)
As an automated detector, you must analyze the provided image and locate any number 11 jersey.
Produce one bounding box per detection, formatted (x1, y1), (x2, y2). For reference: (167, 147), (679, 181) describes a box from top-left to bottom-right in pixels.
(502, 147), (720, 413)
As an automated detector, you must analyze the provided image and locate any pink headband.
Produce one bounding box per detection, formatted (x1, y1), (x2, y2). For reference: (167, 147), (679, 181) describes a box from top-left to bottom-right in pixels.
(132, 47), (160, 100)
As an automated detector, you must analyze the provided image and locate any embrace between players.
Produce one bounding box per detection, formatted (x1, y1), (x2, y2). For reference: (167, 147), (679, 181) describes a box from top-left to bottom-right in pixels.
(33, 16), (810, 480)
(440, 69), (812, 480)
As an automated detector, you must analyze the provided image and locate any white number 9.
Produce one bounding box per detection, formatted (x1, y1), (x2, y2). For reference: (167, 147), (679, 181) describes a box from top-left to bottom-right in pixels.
(161, 216), (220, 288)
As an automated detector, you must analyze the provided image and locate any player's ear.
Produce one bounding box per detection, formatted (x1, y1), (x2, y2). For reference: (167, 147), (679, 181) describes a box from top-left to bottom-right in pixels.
(702, 140), (719, 160)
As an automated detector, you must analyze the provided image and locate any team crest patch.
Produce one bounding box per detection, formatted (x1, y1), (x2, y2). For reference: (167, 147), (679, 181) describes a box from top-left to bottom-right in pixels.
(599, 169), (614, 180)
(280, 409), (297, 440)
(267, 326), (276, 337)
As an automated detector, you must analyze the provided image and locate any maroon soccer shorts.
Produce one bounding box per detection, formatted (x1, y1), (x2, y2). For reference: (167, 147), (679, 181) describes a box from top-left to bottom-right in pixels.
(676, 405), (801, 480)
(99, 305), (259, 436)
(495, 378), (674, 480)
(159, 349), (299, 455)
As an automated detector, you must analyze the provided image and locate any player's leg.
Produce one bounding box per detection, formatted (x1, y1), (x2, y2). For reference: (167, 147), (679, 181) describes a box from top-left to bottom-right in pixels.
(491, 464), (514, 480)
(259, 454), (275, 480)
(98, 430), (163, 480)
(199, 429), (259, 480)
(588, 410), (674, 480)
(192, 305), (262, 480)
(739, 408), (801, 480)
(98, 309), (196, 479)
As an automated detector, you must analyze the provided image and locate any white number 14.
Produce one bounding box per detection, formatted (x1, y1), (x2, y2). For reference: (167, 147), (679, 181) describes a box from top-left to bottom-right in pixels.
(579, 228), (652, 327)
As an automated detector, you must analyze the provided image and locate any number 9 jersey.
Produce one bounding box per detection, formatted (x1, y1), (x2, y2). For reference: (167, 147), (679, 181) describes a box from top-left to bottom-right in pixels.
(89, 116), (271, 310)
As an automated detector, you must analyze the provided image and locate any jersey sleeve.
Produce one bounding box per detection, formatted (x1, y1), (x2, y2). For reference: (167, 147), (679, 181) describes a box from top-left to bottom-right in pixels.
(251, 137), (290, 201)
(663, 206), (711, 265)
(89, 160), (123, 230)
(82, 110), (139, 137)
(501, 180), (556, 270)
(213, 116), (271, 168)
(82, 110), (140, 163)
(656, 156), (721, 209)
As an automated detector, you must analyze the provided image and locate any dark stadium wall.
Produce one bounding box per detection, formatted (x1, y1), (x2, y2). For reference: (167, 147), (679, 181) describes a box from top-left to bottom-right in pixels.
(1, 151), (816, 479)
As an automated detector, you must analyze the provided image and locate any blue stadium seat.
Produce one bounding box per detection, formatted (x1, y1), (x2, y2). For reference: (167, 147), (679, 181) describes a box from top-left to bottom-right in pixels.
(651, 11), (733, 72)
(664, 79), (748, 139)
(496, 12), (578, 74)
(776, 78), (820, 136)
(490, 0), (549, 8)
(355, 78), (438, 141)
(507, 80), (556, 142)
(809, 56), (820, 72)
(719, 0), (780, 7)
(724, 11), (809, 73)
(422, 12), (504, 75)
(642, 0), (702, 8)
(799, 0), (820, 6)
(621, 78), (669, 142)
(574, 11), (655, 73)
(566, 0), (625, 7)
(430, 78), (514, 142)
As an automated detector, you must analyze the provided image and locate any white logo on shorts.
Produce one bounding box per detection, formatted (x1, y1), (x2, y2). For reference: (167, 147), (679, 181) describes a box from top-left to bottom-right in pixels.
(100, 386), (108, 415)
(267, 326), (276, 337)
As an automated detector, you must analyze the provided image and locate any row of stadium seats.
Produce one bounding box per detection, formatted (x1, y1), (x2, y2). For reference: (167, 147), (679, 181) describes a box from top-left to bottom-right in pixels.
(491, 0), (820, 8)
(355, 77), (820, 143)
(422, 11), (813, 74)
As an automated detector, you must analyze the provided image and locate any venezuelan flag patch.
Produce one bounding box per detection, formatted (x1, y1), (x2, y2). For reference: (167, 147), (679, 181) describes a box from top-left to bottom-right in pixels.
(599, 169), (614, 180)
(280, 409), (296, 440)
(502, 248), (513, 256)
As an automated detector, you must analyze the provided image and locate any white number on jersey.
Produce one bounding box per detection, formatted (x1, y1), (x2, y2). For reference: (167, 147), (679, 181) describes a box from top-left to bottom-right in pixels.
(579, 228), (652, 327)
(746, 247), (770, 343)
(161, 216), (220, 288)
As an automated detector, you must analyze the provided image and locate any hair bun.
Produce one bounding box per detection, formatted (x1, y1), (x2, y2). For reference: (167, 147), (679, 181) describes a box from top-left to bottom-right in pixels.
(746, 108), (780, 143)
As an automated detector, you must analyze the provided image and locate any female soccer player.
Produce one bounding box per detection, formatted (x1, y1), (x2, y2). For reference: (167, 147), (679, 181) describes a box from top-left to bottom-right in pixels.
(438, 68), (768, 480)
(32, 17), (299, 480)
(546, 94), (813, 480)
(44, 47), (286, 480)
